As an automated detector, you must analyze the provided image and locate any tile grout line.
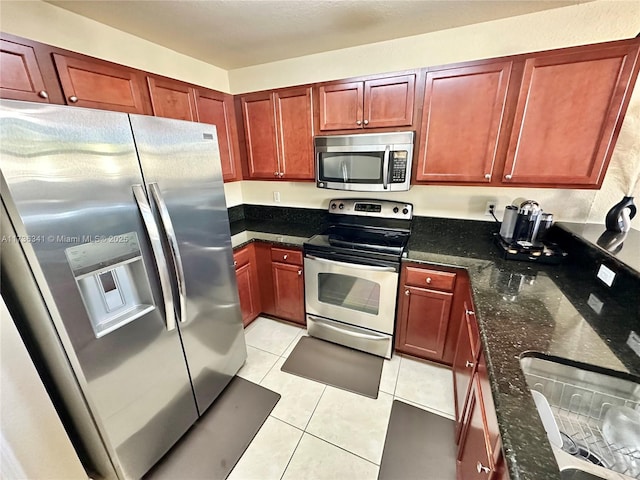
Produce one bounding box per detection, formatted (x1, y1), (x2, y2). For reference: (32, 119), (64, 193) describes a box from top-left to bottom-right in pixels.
(302, 384), (327, 432)
(303, 431), (382, 467)
(278, 425), (306, 480)
(392, 354), (402, 397)
(246, 343), (291, 358)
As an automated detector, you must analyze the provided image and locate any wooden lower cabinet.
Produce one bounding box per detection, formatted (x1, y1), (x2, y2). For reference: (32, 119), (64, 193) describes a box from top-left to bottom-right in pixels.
(457, 377), (494, 479)
(395, 263), (456, 362)
(272, 254), (305, 325)
(233, 244), (261, 327)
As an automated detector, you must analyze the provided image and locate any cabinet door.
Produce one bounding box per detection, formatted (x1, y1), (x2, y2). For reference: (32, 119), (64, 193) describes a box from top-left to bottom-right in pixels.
(363, 74), (415, 128)
(416, 63), (511, 182)
(456, 378), (494, 480)
(318, 82), (364, 131)
(52, 53), (147, 113)
(235, 262), (260, 327)
(274, 87), (314, 180)
(503, 43), (640, 186)
(395, 285), (453, 361)
(147, 77), (197, 121)
(0, 40), (50, 102)
(196, 89), (242, 182)
(453, 313), (476, 440)
(241, 92), (279, 179)
(272, 262), (305, 325)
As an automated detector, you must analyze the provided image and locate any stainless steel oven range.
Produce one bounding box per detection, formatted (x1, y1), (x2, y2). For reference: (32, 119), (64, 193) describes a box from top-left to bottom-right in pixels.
(303, 199), (413, 358)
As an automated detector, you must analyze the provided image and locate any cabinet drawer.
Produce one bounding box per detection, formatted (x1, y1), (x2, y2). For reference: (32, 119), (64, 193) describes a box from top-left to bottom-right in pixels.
(233, 246), (251, 269)
(271, 247), (302, 266)
(405, 266), (456, 291)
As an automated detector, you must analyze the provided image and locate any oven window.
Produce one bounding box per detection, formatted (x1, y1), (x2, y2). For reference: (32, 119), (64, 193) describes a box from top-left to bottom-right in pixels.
(318, 152), (383, 183)
(318, 273), (380, 315)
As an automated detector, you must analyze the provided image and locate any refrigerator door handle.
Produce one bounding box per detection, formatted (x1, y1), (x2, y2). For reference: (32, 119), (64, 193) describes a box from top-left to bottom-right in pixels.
(148, 182), (187, 324)
(132, 184), (176, 331)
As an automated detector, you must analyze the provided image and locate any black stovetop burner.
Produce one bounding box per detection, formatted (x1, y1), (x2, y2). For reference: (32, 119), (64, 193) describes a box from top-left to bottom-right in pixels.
(304, 199), (413, 262)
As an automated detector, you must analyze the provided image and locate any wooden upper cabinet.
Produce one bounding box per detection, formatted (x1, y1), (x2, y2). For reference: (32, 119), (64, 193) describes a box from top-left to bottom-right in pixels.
(0, 40), (50, 102)
(241, 91), (279, 179)
(195, 89), (242, 182)
(147, 77), (197, 121)
(318, 74), (415, 131)
(274, 87), (314, 180)
(241, 87), (314, 180)
(416, 62), (512, 183)
(502, 43), (640, 187)
(318, 81), (363, 130)
(52, 53), (148, 113)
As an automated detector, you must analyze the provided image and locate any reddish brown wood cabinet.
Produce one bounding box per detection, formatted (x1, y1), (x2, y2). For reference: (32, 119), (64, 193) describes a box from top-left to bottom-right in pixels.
(195, 89), (242, 182)
(53, 53), (149, 114)
(502, 42), (640, 187)
(0, 39), (51, 103)
(453, 298), (479, 440)
(271, 247), (305, 325)
(241, 87), (313, 180)
(233, 245), (261, 327)
(318, 74), (415, 131)
(416, 62), (512, 183)
(147, 76), (197, 121)
(395, 265), (456, 362)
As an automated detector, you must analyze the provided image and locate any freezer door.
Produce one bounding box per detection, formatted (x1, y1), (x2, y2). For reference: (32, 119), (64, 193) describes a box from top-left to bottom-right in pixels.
(0, 100), (198, 479)
(129, 114), (247, 414)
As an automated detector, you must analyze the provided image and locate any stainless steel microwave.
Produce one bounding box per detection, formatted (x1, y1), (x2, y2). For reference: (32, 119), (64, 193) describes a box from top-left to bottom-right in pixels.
(314, 131), (414, 192)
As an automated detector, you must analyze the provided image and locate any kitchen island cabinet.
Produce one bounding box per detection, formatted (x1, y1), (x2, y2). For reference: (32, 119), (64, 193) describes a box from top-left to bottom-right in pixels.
(316, 73), (416, 131)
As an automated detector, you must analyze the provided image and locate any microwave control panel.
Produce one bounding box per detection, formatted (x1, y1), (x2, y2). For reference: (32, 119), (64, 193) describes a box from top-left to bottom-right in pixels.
(391, 151), (408, 183)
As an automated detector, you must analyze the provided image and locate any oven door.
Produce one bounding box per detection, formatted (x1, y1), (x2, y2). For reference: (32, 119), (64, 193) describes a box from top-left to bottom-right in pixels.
(303, 254), (399, 334)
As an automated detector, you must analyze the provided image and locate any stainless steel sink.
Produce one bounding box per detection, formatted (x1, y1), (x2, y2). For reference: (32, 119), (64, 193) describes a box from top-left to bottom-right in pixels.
(520, 354), (640, 480)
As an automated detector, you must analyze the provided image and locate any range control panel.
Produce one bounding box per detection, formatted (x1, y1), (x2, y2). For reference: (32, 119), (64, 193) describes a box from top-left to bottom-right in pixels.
(328, 199), (413, 220)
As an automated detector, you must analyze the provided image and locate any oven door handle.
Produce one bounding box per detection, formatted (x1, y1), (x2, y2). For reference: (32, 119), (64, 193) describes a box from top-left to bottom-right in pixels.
(305, 255), (397, 272)
(382, 145), (391, 190)
(308, 316), (388, 341)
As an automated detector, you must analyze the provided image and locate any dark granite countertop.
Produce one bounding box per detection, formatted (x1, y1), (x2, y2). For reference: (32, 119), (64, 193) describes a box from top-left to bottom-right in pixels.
(229, 211), (640, 480)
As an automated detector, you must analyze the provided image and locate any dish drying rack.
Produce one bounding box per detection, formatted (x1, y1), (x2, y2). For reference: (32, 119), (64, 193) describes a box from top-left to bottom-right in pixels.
(525, 369), (640, 479)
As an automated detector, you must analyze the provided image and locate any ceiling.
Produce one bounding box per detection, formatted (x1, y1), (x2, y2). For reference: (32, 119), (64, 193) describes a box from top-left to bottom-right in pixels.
(47, 0), (586, 70)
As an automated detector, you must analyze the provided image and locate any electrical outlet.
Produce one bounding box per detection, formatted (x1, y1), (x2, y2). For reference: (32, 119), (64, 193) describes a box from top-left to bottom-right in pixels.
(273, 191), (281, 203)
(596, 264), (616, 287)
(485, 201), (496, 216)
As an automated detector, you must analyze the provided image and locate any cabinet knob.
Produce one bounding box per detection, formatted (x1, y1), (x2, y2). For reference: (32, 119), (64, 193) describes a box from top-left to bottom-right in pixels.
(466, 360), (474, 368)
(68, 96), (78, 103)
(356, 120), (362, 126)
(279, 172), (284, 177)
(298, 269), (302, 276)
(233, 260), (237, 267)
(466, 309), (475, 316)
(363, 119), (369, 125)
(426, 277), (432, 284)
(274, 172), (279, 177)
(38, 90), (48, 99)
(484, 173), (491, 180)
(283, 254), (288, 260)
(405, 289), (410, 296)
(476, 461), (491, 474)
(505, 174), (512, 180)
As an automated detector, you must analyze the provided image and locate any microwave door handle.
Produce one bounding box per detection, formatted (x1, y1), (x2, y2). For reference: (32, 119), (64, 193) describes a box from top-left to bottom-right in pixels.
(148, 183), (187, 324)
(306, 255), (396, 272)
(132, 184), (176, 331)
(341, 160), (348, 182)
(382, 145), (391, 190)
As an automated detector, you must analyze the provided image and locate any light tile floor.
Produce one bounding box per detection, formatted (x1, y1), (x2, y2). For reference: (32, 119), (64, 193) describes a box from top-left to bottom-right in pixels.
(233, 316), (455, 480)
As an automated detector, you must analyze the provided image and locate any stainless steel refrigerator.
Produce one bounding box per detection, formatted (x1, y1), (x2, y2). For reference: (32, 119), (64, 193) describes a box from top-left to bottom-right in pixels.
(0, 99), (247, 479)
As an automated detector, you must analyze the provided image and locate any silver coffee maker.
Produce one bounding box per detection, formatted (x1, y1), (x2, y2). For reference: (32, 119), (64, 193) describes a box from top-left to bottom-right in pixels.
(500, 200), (553, 251)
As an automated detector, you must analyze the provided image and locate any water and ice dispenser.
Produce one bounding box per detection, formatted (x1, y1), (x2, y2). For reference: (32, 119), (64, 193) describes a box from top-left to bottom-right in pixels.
(65, 232), (156, 338)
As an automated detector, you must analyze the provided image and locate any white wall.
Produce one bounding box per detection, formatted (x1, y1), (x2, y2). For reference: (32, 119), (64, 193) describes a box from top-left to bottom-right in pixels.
(0, 0), (230, 92)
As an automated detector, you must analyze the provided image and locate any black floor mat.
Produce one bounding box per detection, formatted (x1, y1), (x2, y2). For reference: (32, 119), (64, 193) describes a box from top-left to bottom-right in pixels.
(145, 376), (280, 479)
(378, 400), (456, 480)
(281, 335), (383, 399)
